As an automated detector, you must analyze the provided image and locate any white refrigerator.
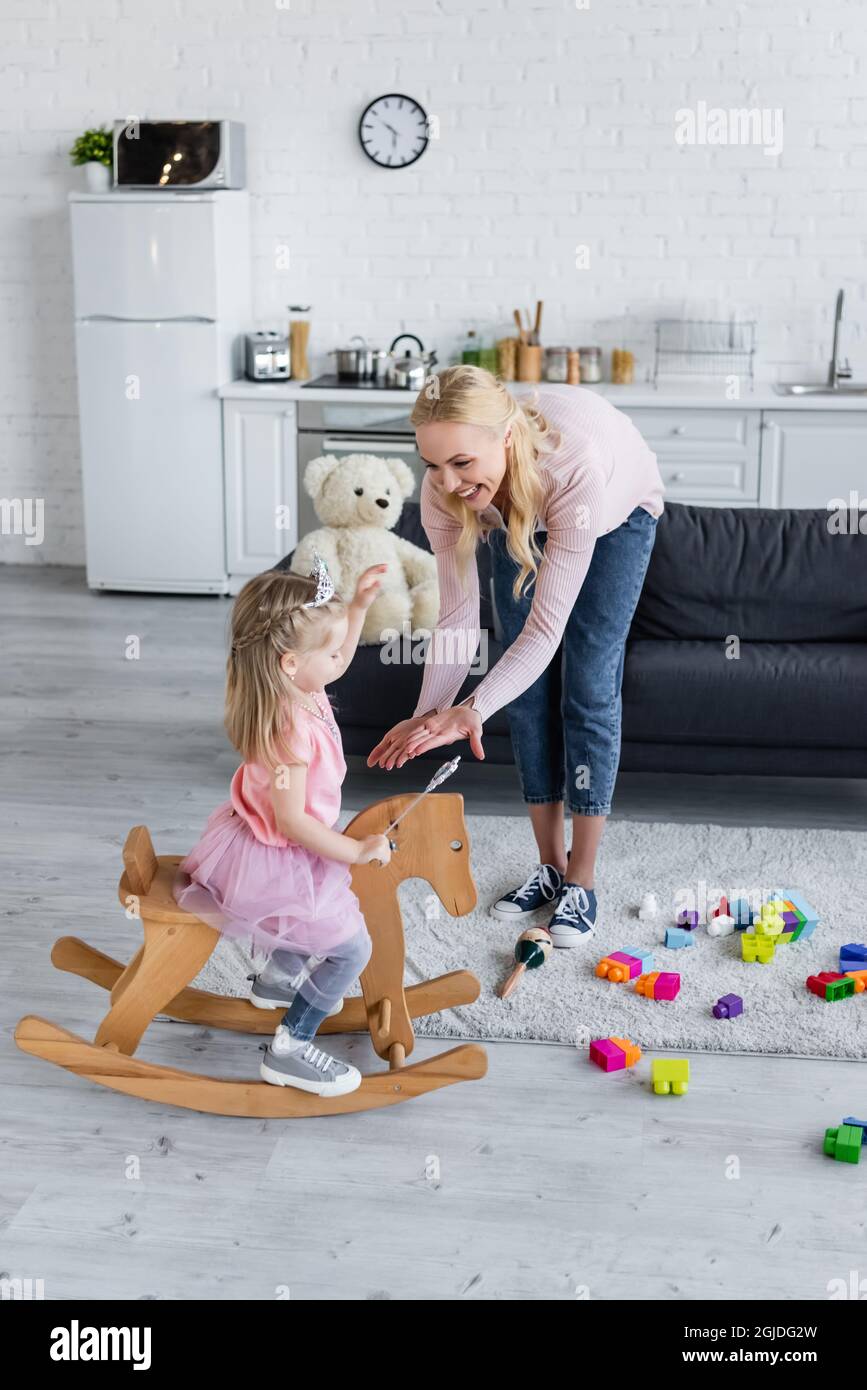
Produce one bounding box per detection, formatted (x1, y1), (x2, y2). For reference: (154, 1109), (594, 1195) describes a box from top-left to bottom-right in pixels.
(70, 191), (250, 592)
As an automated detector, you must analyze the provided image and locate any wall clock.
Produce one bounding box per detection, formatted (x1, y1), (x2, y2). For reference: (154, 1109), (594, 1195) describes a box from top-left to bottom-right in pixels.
(358, 93), (429, 169)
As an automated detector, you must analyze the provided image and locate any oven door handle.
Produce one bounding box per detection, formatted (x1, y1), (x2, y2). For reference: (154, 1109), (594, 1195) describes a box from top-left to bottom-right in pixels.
(321, 437), (415, 453)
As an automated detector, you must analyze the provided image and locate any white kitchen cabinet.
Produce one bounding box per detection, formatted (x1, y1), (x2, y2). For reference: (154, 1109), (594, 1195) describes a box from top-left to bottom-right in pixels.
(760, 411), (867, 508)
(622, 408), (761, 505)
(223, 399), (298, 593)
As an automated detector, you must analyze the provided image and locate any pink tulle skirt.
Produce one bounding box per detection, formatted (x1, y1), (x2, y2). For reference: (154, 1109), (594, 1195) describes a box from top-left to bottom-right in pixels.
(172, 800), (366, 958)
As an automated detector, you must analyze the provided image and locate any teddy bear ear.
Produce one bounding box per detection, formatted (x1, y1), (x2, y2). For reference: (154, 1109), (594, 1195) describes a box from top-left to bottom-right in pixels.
(303, 454), (341, 500)
(385, 456), (416, 499)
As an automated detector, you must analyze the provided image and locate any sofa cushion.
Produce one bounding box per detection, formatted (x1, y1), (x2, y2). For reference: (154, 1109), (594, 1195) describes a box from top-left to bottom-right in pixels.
(623, 638), (867, 749)
(633, 504), (867, 643)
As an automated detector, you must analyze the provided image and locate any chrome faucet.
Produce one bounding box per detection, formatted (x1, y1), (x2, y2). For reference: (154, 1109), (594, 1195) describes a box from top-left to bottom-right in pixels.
(828, 289), (852, 388)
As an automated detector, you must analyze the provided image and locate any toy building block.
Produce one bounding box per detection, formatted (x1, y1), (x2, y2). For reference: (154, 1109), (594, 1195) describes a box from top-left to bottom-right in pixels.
(842, 1117), (867, 1141)
(665, 927), (696, 949)
(823, 1124), (862, 1164)
(840, 943), (867, 972)
(708, 895), (730, 921)
(729, 898), (753, 928)
(712, 993), (744, 1020)
(610, 1037), (642, 1067)
(844, 969), (867, 994)
(707, 914), (736, 938)
(753, 905), (785, 937)
(589, 1037), (641, 1072)
(773, 889), (820, 941)
(806, 971), (855, 1002)
(741, 932), (776, 964)
(676, 909), (700, 930)
(635, 971), (680, 1001)
(596, 950), (652, 983)
(651, 1058), (689, 1096)
(638, 893), (658, 921)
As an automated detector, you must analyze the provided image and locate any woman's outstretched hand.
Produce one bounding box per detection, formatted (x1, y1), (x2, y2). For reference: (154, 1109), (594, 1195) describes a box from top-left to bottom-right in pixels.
(368, 705), (484, 769)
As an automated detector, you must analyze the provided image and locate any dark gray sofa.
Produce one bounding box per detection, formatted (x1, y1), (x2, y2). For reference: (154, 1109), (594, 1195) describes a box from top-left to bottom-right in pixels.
(276, 502), (867, 777)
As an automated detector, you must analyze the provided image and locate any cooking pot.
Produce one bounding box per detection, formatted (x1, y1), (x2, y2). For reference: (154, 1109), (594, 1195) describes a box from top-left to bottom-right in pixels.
(330, 335), (388, 382)
(385, 333), (438, 390)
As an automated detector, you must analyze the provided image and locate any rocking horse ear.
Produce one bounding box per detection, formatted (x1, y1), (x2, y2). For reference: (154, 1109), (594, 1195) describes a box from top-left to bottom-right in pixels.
(303, 454), (342, 501)
(385, 456), (416, 499)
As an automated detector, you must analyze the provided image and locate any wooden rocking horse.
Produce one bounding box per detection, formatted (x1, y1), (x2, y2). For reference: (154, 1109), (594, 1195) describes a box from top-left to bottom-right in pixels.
(15, 791), (487, 1117)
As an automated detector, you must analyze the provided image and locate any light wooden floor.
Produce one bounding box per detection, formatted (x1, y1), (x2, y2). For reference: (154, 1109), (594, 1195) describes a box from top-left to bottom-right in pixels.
(2, 566), (866, 1301)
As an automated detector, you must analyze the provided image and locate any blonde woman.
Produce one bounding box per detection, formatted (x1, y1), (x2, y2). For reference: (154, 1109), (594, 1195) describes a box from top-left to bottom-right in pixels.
(368, 366), (664, 945)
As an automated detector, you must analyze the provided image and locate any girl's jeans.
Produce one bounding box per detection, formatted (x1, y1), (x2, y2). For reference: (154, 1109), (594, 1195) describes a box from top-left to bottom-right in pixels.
(266, 932), (372, 1042)
(487, 504), (658, 817)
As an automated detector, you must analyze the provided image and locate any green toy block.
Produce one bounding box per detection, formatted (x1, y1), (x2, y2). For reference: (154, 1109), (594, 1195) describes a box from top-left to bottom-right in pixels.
(824, 1124), (863, 1164)
(652, 1058), (689, 1096)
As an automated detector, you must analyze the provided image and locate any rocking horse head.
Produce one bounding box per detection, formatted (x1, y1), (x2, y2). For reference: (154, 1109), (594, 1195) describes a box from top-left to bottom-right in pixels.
(345, 791), (476, 918)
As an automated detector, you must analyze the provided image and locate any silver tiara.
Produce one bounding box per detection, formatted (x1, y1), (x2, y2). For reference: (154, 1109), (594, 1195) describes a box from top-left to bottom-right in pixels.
(302, 550), (335, 607)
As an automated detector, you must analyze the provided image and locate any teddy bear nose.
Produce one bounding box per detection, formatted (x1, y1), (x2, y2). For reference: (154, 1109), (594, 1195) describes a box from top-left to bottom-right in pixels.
(376, 497), (389, 508)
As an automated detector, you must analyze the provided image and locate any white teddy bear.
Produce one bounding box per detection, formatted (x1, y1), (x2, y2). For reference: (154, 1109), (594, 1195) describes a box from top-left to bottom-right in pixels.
(291, 453), (440, 645)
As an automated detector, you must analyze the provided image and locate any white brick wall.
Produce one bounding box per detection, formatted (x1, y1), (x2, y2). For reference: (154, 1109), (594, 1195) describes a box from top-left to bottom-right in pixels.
(2, 0), (866, 565)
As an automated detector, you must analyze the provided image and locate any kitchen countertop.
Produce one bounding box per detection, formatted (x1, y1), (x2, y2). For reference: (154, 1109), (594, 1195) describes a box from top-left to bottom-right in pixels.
(218, 379), (867, 410)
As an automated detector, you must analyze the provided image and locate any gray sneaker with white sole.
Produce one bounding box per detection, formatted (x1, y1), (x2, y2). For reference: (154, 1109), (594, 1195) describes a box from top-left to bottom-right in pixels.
(260, 1028), (362, 1095)
(248, 972), (344, 1018)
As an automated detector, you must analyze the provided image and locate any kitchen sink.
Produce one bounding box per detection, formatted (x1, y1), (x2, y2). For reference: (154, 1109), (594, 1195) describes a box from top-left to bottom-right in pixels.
(773, 383), (867, 395)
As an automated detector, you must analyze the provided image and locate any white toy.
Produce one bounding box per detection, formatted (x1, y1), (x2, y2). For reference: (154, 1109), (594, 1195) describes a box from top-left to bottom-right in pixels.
(638, 892), (658, 921)
(291, 453), (440, 645)
(707, 914), (736, 938)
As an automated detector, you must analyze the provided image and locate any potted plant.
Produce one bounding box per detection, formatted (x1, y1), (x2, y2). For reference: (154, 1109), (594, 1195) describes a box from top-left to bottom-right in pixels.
(69, 126), (113, 192)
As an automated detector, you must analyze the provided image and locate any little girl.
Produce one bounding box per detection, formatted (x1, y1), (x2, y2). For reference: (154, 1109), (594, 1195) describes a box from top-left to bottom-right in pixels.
(172, 554), (391, 1098)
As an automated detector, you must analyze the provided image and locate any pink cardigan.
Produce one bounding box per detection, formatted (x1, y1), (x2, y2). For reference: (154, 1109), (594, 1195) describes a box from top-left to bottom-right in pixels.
(412, 386), (665, 726)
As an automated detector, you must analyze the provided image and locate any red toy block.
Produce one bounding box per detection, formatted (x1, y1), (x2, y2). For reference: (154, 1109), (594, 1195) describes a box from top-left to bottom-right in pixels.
(806, 971), (856, 1002)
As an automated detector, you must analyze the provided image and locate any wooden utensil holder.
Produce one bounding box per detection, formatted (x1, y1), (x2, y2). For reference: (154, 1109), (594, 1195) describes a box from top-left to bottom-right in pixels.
(517, 344), (542, 382)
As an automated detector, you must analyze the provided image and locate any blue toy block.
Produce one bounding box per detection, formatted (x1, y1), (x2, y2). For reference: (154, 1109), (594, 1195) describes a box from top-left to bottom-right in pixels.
(632, 948), (654, 970)
(665, 927), (696, 949)
(840, 943), (867, 972)
(842, 1117), (867, 1142)
(775, 889), (820, 925)
(729, 897), (753, 928)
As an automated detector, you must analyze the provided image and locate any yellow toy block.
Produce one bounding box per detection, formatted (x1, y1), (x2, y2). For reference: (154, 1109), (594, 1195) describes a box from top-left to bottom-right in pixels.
(742, 932), (776, 964)
(652, 1058), (689, 1095)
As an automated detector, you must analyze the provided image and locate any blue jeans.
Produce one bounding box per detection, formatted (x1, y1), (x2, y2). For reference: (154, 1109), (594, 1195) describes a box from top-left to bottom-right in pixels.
(267, 932), (372, 1041)
(488, 504), (658, 816)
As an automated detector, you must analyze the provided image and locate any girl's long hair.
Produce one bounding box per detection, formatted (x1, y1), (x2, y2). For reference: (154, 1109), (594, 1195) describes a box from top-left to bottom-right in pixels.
(225, 570), (347, 770)
(409, 364), (559, 600)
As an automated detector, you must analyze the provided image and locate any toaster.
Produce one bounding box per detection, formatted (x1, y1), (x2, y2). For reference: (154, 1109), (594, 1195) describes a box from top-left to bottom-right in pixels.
(245, 331), (290, 381)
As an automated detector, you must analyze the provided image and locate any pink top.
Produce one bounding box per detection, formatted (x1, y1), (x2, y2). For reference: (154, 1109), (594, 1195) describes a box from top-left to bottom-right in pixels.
(413, 386), (665, 725)
(229, 691), (346, 847)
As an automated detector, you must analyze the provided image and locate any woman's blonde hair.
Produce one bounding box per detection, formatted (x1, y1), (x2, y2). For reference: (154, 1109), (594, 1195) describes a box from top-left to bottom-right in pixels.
(410, 364), (559, 601)
(225, 570), (347, 770)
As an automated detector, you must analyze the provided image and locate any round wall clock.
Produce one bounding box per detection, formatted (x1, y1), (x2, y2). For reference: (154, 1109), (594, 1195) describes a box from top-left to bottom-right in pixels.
(358, 93), (429, 169)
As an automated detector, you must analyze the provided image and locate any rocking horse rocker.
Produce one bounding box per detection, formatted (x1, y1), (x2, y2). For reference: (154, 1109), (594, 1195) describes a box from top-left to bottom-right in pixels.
(15, 772), (488, 1117)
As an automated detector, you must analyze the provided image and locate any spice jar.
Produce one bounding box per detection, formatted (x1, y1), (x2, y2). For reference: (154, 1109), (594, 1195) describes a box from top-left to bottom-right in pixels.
(544, 346), (569, 383)
(578, 346), (602, 383)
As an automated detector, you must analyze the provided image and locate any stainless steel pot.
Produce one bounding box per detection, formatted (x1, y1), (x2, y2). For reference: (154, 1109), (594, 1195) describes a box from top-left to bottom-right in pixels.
(385, 333), (438, 390)
(330, 335), (387, 382)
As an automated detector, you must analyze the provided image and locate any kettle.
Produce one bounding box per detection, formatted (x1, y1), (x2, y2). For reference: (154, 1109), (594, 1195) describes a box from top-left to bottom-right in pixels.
(385, 333), (437, 390)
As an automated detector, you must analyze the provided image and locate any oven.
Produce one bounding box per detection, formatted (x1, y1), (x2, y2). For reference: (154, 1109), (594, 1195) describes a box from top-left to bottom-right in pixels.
(296, 398), (423, 541)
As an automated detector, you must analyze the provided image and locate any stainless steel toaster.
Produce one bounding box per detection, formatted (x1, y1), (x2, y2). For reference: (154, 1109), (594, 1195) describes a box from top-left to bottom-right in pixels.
(245, 331), (290, 381)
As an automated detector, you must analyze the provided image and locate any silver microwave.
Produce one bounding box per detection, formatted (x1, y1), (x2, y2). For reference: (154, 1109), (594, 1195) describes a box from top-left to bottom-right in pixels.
(113, 120), (246, 190)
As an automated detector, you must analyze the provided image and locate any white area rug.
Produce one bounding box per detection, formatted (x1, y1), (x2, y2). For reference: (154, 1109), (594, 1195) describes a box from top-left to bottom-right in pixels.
(195, 814), (867, 1061)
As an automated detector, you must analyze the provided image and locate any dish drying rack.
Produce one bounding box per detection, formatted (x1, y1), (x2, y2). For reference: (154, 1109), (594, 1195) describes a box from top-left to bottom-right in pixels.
(653, 319), (757, 386)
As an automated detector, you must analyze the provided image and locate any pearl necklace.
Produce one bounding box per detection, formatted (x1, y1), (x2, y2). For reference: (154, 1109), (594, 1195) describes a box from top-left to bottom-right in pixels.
(293, 689), (340, 743)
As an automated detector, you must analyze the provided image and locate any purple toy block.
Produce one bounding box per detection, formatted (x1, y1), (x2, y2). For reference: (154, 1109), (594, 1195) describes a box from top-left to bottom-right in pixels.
(589, 1038), (626, 1072)
(676, 909), (700, 929)
(781, 911), (799, 928)
(712, 992), (744, 1020)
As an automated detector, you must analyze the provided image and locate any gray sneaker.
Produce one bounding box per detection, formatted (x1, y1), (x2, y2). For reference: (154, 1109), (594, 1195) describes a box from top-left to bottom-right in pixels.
(260, 1028), (362, 1095)
(248, 971), (344, 1018)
